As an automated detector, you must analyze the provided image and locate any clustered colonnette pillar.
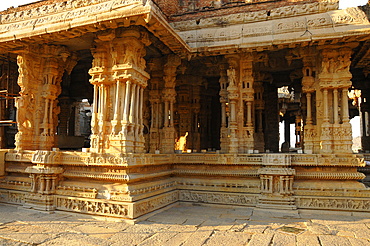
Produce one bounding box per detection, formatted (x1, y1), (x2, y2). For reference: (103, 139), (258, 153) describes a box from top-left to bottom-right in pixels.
(223, 54), (256, 154)
(317, 47), (353, 154)
(89, 27), (151, 154)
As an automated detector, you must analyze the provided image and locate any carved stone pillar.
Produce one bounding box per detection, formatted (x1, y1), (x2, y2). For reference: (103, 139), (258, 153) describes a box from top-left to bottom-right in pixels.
(89, 27), (151, 154)
(301, 47), (318, 154)
(191, 82), (201, 152)
(89, 35), (112, 153)
(148, 59), (163, 153)
(254, 73), (268, 153)
(317, 46), (353, 154)
(239, 53), (255, 153)
(160, 55), (181, 153)
(15, 44), (73, 151)
(219, 64), (229, 153)
(226, 64), (239, 154)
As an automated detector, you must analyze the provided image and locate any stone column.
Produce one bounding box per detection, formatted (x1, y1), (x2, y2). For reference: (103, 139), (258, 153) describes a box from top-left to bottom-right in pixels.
(317, 47), (353, 154)
(253, 73), (267, 152)
(148, 60), (162, 153)
(88, 35), (112, 153)
(219, 64), (229, 153)
(57, 97), (73, 136)
(160, 55), (181, 154)
(15, 45), (74, 151)
(301, 47), (317, 154)
(294, 114), (302, 148)
(227, 66), (239, 154)
(89, 27), (151, 154)
(239, 53), (255, 153)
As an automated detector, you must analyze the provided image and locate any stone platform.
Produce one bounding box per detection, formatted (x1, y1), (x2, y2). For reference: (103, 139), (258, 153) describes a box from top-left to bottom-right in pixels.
(0, 203), (370, 246)
(1, 150), (370, 222)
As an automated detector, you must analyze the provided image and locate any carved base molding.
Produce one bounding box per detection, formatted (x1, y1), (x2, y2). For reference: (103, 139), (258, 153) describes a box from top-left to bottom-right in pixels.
(55, 196), (130, 218)
(55, 191), (179, 219)
(179, 190), (258, 206)
(257, 195), (297, 210)
(0, 189), (27, 205)
(1, 152), (370, 220)
(24, 193), (55, 211)
(296, 196), (370, 212)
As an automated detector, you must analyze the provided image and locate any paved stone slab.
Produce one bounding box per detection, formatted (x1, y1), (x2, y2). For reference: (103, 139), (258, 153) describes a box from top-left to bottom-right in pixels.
(296, 233), (320, 246)
(39, 232), (111, 246)
(109, 222), (169, 245)
(247, 233), (274, 246)
(181, 228), (214, 246)
(272, 232), (296, 246)
(161, 225), (197, 246)
(319, 235), (352, 246)
(137, 227), (180, 246)
(0, 204), (370, 246)
(306, 221), (335, 235)
(203, 231), (251, 246)
(347, 237), (370, 246)
(71, 224), (120, 239)
(0, 221), (58, 245)
(0, 238), (32, 246)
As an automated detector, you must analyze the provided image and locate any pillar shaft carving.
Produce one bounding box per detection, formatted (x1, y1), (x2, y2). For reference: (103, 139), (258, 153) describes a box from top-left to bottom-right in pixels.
(15, 44), (74, 151)
(148, 60), (163, 153)
(301, 47), (319, 153)
(89, 27), (151, 154)
(253, 74), (266, 152)
(160, 55), (181, 154)
(239, 54), (255, 153)
(225, 53), (255, 154)
(219, 63), (229, 153)
(317, 46), (353, 154)
(226, 61), (239, 154)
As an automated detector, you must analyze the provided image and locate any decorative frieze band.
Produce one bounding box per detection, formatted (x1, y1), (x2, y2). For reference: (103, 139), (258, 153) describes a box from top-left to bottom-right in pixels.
(296, 196), (370, 211)
(171, 2), (339, 31)
(296, 172), (365, 180)
(55, 196), (129, 217)
(179, 190), (258, 206)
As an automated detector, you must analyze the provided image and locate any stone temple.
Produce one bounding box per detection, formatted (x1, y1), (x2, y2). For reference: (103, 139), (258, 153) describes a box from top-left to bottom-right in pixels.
(0, 0), (370, 221)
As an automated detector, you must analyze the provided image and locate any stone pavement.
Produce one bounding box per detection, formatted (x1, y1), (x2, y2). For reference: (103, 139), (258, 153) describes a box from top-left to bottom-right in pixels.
(0, 203), (370, 246)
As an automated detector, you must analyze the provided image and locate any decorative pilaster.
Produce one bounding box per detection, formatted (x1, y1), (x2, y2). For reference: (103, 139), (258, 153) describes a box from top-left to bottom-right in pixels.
(89, 27), (151, 154)
(257, 154), (296, 210)
(15, 45), (74, 151)
(160, 55), (181, 154)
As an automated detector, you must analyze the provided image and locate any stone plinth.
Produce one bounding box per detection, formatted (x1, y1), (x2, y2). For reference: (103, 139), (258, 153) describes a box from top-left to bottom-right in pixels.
(0, 151), (369, 221)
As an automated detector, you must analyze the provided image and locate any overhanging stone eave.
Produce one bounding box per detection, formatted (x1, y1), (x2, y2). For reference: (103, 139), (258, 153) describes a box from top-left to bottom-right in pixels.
(0, 0), (191, 58)
(143, 4), (192, 58)
(185, 25), (370, 56)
